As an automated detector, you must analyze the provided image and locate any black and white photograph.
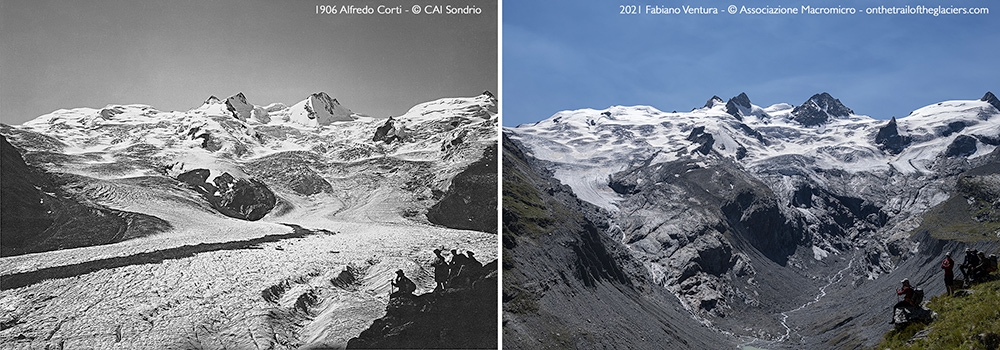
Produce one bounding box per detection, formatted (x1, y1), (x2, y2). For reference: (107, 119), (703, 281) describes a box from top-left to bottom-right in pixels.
(0, 0), (498, 348)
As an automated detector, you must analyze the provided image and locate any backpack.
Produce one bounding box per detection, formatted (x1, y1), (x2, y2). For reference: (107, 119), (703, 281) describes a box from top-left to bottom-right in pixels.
(913, 288), (924, 305)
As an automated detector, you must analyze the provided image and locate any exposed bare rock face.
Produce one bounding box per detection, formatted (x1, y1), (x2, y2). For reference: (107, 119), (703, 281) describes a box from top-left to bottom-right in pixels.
(177, 169), (277, 221)
(502, 134), (733, 349)
(426, 144), (498, 234)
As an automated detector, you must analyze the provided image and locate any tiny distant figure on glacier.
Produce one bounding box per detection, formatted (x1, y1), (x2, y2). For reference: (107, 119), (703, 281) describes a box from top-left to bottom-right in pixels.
(432, 248), (449, 292)
(942, 252), (955, 296)
(390, 269), (416, 298)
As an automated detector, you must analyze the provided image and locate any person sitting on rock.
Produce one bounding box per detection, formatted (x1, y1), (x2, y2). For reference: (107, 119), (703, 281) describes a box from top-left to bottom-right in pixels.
(891, 279), (916, 324)
(391, 270), (416, 298)
(973, 251), (990, 282)
(432, 249), (449, 292)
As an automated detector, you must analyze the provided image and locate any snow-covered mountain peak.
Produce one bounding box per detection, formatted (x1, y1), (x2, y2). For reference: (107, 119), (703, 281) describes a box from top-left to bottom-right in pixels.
(283, 92), (355, 126)
(722, 92), (771, 121)
(204, 95), (222, 105)
(982, 91), (1000, 112)
(790, 92), (855, 126)
(225, 92), (253, 122)
(704, 95), (725, 108)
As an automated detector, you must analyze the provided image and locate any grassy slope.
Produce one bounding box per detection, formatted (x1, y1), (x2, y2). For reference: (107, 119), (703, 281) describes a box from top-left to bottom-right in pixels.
(876, 278), (1000, 349)
(916, 162), (1000, 243)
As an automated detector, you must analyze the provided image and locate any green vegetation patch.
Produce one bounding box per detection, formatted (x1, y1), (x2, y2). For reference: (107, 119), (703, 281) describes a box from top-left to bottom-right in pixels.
(876, 278), (1000, 349)
(502, 169), (553, 236)
(915, 193), (1000, 243)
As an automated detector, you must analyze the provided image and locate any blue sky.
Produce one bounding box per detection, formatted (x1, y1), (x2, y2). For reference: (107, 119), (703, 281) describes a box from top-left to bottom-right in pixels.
(503, 0), (998, 126)
(1, 0), (496, 125)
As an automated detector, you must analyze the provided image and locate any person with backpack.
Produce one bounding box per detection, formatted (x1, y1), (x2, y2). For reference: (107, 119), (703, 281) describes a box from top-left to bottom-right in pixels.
(891, 279), (920, 324)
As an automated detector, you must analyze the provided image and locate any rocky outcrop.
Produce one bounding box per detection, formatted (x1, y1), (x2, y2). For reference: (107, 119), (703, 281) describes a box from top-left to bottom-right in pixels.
(892, 305), (935, 325)
(372, 117), (399, 143)
(176, 169), (276, 221)
(243, 152), (332, 196)
(225, 92), (253, 121)
(945, 135), (978, 158)
(705, 95), (725, 108)
(686, 126), (715, 155)
(875, 117), (911, 155)
(791, 92), (854, 126)
(347, 260), (498, 349)
(427, 144), (498, 234)
(725, 92), (753, 120)
(983, 91), (1000, 112)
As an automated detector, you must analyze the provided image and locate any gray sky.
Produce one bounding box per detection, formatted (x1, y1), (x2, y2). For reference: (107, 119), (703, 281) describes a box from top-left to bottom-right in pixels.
(0, 0), (497, 124)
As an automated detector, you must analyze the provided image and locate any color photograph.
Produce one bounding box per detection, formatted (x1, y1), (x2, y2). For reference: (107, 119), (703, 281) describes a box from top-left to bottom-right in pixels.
(501, 1), (999, 349)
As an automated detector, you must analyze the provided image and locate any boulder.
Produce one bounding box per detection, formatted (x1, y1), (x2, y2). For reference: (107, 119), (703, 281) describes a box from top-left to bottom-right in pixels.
(176, 169), (276, 221)
(892, 305), (935, 325)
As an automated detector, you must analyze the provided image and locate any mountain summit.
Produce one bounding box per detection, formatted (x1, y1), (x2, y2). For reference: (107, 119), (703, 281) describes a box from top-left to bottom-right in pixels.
(286, 92), (355, 126)
(791, 92), (854, 126)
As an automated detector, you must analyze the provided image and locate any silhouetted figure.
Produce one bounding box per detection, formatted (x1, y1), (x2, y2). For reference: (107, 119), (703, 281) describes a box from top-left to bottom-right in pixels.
(432, 249), (449, 292)
(891, 279), (917, 324)
(467, 251), (483, 270)
(449, 249), (470, 287)
(391, 270), (416, 298)
(449, 249), (468, 275)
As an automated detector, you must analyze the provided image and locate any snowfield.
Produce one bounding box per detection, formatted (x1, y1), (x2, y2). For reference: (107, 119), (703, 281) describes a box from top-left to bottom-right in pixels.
(508, 93), (999, 212)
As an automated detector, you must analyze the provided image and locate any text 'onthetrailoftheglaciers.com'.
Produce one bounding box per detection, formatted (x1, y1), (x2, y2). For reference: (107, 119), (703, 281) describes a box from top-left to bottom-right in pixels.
(619, 4), (989, 16)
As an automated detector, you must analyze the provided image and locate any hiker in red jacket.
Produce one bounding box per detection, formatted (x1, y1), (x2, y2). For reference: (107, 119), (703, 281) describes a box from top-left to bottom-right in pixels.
(891, 279), (915, 324)
(942, 252), (955, 296)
